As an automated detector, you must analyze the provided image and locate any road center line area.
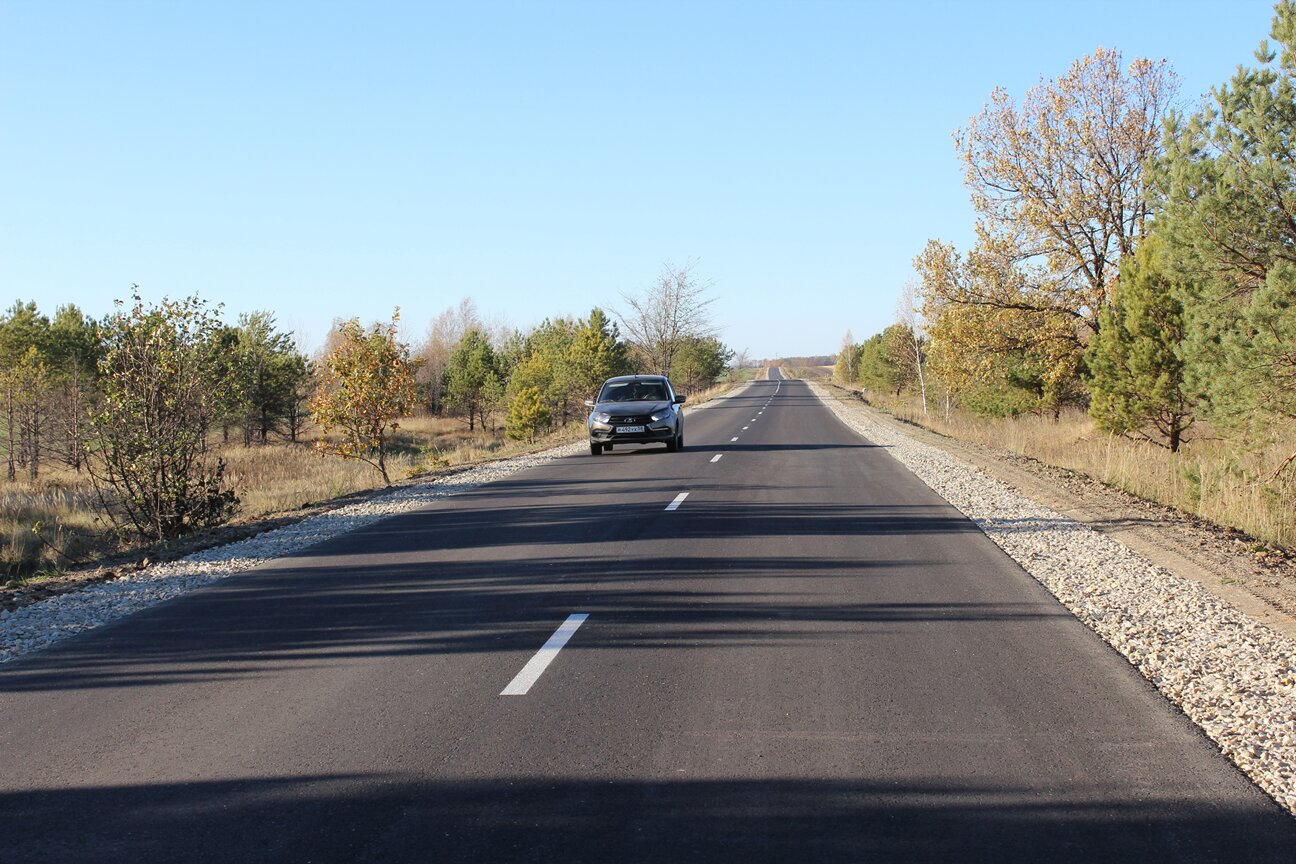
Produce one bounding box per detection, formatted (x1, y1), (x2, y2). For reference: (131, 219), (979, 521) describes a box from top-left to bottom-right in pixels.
(665, 492), (689, 511)
(500, 613), (589, 696)
(730, 436), (739, 442)
(710, 454), (723, 463)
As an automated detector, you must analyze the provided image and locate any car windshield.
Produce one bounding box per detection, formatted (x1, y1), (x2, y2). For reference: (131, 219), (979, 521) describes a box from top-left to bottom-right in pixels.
(599, 381), (668, 402)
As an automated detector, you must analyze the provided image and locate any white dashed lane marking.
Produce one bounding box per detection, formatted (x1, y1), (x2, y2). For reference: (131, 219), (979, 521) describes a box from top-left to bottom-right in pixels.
(665, 492), (689, 511)
(710, 454), (722, 463)
(500, 613), (589, 696)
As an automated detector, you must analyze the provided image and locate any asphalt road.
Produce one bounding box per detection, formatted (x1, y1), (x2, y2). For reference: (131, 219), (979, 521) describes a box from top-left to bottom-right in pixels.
(3, 370), (1295, 862)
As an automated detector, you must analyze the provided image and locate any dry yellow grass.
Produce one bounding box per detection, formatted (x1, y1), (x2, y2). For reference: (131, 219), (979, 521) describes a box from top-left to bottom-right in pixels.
(1, 476), (108, 578)
(867, 390), (1296, 549)
(0, 414), (570, 578)
(224, 412), (587, 516)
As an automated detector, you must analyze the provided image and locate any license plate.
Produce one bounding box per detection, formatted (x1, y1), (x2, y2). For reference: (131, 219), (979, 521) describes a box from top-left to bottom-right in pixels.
(615, 425), (645, 434)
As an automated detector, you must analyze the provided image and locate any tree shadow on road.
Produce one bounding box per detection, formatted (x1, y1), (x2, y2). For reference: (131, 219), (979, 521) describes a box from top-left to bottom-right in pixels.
(2, 772), (1293, 864)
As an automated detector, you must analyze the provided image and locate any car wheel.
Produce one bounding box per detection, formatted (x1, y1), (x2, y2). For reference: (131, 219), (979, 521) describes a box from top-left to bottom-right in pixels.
(676, 430), (684, 451)
(666, 433), (678, 453)
(605, 444), (614, 451)
(589, 442), (602, 456)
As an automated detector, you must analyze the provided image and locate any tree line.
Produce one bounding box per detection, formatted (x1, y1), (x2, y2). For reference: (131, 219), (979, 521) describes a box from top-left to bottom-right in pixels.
(838, 1), (1296, 482)
(1, 262), (734, 544)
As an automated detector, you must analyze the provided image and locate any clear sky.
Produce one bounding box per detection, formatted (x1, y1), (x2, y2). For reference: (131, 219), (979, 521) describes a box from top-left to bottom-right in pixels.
(0, 0), (1280, 360)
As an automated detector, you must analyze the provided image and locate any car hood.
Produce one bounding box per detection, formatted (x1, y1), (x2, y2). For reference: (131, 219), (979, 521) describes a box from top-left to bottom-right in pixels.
(595, 401), (670, 415)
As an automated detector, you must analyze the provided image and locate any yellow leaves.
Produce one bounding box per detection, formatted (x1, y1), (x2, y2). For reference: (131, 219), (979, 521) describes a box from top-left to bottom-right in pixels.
(309, 311), (417, 482)
(956, 47), (1179, 327)
(927, 47), (1179, 412)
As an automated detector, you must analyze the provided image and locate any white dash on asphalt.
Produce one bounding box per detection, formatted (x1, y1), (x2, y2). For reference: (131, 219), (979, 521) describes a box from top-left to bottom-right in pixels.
(742, 426), (749, 430)
(710, 454), (722, 463)
(730, 436), (739, 442)
(665, 492), (689, 511)
(500, 613), (588, 696)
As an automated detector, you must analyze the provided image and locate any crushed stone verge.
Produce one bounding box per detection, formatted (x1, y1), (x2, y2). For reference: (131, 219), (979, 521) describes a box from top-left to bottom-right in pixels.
(809, 381), (1296, 816)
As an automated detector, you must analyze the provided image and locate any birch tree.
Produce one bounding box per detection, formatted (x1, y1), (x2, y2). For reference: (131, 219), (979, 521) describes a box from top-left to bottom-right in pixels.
(619, 261), (716, 376)
(895, 282), (928, 414)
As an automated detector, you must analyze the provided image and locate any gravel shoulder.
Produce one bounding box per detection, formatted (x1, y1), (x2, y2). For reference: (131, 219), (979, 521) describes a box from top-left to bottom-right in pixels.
(820, 386), (1296, 640)
(809, 381), (1296, 817)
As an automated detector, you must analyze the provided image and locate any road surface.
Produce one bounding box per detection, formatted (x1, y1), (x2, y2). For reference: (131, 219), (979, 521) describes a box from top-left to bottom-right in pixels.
(2, 369), (1294, 862)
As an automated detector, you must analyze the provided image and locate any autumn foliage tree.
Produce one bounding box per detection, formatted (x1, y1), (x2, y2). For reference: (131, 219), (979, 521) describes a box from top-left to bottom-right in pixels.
(310, 312), (419, 485)
(921, 48), (1178, 415)
(88, 293), (239, 541)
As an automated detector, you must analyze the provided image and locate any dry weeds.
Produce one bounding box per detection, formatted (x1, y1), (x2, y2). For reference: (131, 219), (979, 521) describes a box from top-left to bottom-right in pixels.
(868, 391), (1296, 550)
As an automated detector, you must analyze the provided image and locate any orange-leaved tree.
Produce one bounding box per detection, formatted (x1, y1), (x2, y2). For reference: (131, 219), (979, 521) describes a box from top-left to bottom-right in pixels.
(310, 311), (419, 485)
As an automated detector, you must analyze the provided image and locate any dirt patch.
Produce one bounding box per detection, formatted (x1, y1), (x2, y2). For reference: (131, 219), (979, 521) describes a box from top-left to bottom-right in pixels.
(821, 385), (1296, 641)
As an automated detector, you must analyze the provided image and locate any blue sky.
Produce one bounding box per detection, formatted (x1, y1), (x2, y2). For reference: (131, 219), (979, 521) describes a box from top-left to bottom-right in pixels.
(0, 1), (1279, 359)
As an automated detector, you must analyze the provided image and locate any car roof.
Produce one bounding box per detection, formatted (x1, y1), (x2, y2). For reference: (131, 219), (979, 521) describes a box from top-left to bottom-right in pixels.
(603, 375), (670, 384)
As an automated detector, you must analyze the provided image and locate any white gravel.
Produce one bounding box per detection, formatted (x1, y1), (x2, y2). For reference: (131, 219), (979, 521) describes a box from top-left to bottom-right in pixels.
(809, 381), (1296, 817)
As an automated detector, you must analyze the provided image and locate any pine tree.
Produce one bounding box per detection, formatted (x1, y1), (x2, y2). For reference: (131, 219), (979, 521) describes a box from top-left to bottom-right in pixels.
(1086, 236), (1193, 451)
(1151, 0), (1296, 472)
(505, 386), (551, 442)
(443, 330), (504, 431)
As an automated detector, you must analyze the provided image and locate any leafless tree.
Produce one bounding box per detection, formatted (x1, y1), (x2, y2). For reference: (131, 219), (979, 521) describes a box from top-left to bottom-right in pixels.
(418, 298), (481, 414)
(619, 260), (717, 375)
(895, 281), (928, 415)
(730, 347), (752, 372)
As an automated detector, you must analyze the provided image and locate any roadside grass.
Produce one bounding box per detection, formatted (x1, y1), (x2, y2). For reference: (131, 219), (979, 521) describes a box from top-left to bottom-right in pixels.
(1, 381), (739, 580)
(1, 478), (108, 581)
(726, 367), (761, 383)
(782, 366), (832, 380)
(851, 387), (1296, 550)
(0, 414), (575, 580)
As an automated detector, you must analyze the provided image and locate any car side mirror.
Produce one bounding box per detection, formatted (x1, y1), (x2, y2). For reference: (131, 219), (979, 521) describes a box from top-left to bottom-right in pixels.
(673, 394), (687, 404)
(584, 399), (596, 408)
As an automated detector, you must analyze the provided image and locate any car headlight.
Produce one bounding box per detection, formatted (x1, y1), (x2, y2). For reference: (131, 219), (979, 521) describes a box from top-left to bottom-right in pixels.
(592, 411), (611, 423)
(650, 412), (667, 422)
